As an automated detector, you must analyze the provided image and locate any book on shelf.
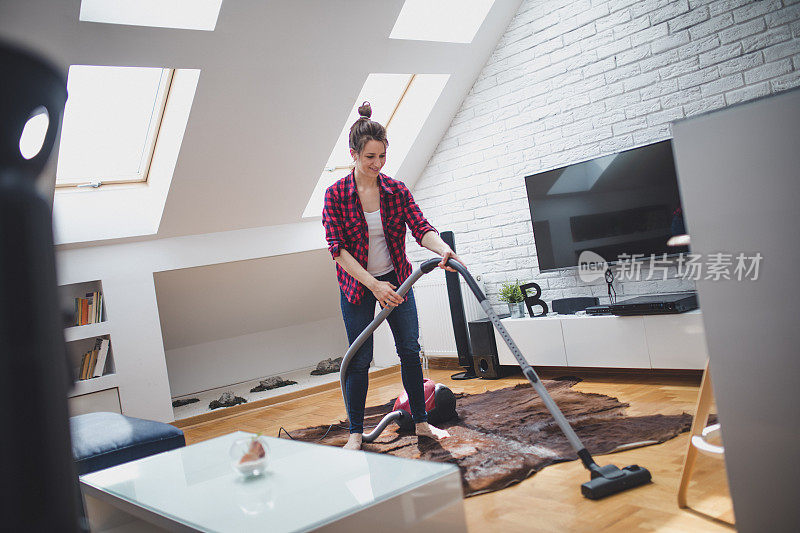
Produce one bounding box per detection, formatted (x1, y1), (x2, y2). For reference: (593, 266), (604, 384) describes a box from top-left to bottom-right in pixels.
(78, 352), (89, 380)
(79, 298), (88, 326)
(87, 349), (97, 379)
(88, 337), (102, 376)
(88, 291), (102, 323)
(92, 338), (110, 378)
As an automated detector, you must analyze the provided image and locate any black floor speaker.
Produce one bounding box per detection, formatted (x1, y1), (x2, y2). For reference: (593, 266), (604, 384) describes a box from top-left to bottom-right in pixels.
(468, 316), (511, 379)
(441, 231), (478, 380)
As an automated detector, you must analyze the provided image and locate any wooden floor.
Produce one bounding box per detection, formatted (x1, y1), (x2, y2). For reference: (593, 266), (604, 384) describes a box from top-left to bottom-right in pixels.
(177, 367), (735, 532)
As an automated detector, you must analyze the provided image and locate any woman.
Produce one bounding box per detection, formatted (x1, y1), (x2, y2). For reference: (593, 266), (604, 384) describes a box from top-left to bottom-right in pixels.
(322, 101), (464, 450)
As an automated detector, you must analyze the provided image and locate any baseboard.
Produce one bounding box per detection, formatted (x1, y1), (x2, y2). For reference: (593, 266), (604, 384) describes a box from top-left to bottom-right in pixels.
(171, 366), (400, 429)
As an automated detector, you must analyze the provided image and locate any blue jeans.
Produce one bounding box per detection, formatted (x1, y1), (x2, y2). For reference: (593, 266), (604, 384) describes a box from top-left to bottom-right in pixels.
(340, 270), (428, 434)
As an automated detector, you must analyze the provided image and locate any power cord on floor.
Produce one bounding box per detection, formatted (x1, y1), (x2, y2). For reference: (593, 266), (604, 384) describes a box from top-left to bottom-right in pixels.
(278, 423), (374, 442)
(277, 426), (296, 440)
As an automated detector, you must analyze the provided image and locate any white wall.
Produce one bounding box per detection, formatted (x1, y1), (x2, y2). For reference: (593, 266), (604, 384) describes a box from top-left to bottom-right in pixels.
(165, 317), (403, 398)
(101, 272), (174, 421)
(407, 0), (800, 312)
(166, 316), (345, 397)
(153, 248), (354, 398)
(153, 249), (342, 351)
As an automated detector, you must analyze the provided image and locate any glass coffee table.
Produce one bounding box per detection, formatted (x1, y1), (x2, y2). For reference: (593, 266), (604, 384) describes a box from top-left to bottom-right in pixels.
(80, 431), (465, 532)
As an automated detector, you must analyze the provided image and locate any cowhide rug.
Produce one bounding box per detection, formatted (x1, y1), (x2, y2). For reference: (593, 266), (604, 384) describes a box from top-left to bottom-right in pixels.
(285, 378), (696, 497)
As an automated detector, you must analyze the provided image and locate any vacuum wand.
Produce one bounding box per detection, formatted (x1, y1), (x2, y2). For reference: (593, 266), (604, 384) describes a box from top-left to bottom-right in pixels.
(339, 259), (651, 498)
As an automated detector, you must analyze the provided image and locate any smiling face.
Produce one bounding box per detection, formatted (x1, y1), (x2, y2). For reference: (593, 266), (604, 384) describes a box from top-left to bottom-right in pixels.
(351, 139), (386, 179)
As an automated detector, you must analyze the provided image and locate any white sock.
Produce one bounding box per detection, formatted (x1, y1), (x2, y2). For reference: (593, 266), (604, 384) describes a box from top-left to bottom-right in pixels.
(415, 422), (450, 440)
(343, 433), (363, 450)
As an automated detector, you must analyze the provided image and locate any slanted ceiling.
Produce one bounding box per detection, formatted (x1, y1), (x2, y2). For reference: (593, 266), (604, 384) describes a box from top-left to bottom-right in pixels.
(1, 0), (522, 242)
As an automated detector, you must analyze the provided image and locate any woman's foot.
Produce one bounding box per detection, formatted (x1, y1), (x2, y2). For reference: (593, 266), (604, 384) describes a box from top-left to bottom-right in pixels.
(415, 422), (450, 440)
(343, 433), (363, 450)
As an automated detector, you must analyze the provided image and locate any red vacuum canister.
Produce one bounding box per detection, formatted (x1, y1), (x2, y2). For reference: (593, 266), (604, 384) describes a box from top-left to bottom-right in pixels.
(392, 379), (457, 426)
(393, 378), (438, 412)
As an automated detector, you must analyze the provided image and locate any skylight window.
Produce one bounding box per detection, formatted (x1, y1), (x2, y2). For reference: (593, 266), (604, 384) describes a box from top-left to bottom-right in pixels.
(79, 0), (224, 31)
(52, 69), (201, 244)
(389, 0), (495, 43)
(56, 65), (173, 188)
(320, 74), (413, 178)
(303, 73), (449, 218)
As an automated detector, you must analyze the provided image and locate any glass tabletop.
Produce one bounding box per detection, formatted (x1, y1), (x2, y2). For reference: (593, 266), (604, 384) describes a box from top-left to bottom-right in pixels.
(81, 431), (460, 532)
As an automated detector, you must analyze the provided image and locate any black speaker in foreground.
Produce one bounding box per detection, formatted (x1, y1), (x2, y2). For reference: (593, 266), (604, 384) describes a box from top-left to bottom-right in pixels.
(469, 317), (512, 379)
(441, 231), (478, 380)
(0, 42), (82, 531)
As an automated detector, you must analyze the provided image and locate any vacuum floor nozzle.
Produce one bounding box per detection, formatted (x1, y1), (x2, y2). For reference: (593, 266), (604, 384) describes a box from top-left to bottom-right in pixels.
(581, 464), (652, 499)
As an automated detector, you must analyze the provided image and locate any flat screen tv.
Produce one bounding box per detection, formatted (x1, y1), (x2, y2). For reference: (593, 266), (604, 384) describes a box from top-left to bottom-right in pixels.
(525, 139), (689, 271)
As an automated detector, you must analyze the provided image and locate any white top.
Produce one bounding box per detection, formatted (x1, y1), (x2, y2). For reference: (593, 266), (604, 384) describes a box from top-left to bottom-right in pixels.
(364, 209), (394, 276)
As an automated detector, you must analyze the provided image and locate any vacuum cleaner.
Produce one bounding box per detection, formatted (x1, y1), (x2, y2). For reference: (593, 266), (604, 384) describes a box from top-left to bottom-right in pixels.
(356, 378), (458, 442)
(340, 258), (652, 499)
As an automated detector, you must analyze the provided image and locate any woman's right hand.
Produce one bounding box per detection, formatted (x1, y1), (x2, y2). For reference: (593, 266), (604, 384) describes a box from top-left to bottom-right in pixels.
(370, 280), (404, 308)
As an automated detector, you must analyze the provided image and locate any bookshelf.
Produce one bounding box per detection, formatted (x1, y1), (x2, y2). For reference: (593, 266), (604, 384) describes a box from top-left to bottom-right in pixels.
(65, 334), (116, 386)
(59, 280), (120, 415)
(64, 321), (111, 342)
(70, 372), (118, 397)
(59, 280), (106, 327)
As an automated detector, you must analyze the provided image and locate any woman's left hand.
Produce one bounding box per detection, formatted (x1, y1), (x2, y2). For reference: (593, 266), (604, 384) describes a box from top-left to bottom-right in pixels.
(438, 247), (465, 272)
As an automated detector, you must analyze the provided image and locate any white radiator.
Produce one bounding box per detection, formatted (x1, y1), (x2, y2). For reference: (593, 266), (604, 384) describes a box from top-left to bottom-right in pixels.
(413, 269), (487, 357)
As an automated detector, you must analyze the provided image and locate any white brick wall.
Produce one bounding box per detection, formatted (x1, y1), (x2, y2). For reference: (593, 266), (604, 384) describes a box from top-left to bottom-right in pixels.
(406, 0), (800, 314)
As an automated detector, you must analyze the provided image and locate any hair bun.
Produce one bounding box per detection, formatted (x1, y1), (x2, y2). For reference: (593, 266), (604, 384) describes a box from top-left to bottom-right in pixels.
(358, 101), (372, 120)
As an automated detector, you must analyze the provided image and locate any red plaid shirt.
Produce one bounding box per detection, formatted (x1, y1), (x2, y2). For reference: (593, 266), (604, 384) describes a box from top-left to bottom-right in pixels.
(322, 171), (438, 304)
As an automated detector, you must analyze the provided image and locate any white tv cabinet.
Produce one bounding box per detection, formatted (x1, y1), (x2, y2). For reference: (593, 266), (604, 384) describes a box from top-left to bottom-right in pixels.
(496, 310), (708, 370)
